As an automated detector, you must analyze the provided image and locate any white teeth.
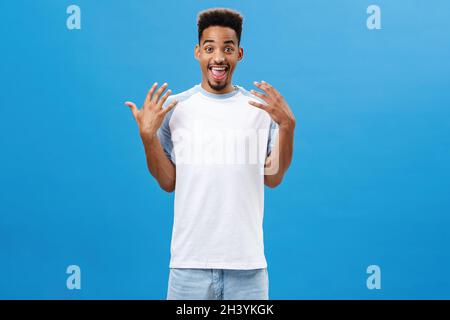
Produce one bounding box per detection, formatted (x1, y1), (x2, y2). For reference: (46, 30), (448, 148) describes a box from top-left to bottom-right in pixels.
(211, 67), (226, 70)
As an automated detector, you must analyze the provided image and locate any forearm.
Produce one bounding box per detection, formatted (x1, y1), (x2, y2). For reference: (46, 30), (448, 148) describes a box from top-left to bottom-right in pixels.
(264, 125), (295, 188)
(141, 133), (176, 192)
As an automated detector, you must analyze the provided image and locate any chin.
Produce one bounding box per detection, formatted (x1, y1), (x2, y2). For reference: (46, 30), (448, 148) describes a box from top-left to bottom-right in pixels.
(208, 79), (228, 91)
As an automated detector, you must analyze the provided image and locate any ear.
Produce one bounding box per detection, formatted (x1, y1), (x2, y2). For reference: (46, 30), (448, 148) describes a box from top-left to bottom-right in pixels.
(194, 44), (200, 61)
(237, 47), (244, 61)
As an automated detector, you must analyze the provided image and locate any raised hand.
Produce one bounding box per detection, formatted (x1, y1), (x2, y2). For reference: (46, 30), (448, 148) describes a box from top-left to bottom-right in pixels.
(125, 82), (178, 141)
(248, 81), (296, 131)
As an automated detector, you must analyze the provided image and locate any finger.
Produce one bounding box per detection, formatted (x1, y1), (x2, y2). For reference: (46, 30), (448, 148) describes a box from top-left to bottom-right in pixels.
(254, 81), (271, 96)
(152, 82), (168, 104)
(158, 89), (172, 108)
(145, 82), (158, 103)
(124, 101), (139, 119)
(250, 89), (269, 103)
(261, 80), (282, 99)
(162, 99), (178, 115)
(260, 80), (273, 91)
(255, 80), (278, 99)
(248, 100), (267, 110)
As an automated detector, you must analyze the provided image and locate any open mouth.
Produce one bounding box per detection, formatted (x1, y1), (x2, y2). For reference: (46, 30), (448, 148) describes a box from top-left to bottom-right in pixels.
(208, 65), (229, 81)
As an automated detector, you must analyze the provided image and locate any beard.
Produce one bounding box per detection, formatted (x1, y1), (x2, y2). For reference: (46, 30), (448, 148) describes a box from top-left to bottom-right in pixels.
(207, 79), (228, 91)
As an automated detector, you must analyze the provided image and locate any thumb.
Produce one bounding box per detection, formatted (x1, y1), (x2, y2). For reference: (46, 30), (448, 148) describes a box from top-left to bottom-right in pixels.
(124, 101), (139, 120)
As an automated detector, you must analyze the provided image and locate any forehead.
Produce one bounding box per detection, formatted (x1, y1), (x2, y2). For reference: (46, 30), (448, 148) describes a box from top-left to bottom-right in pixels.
(201, 26), (238, 44)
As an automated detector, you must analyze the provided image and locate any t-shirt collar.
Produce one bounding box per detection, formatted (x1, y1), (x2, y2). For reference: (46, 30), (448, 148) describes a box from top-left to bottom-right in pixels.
(197, 84), (240, 99)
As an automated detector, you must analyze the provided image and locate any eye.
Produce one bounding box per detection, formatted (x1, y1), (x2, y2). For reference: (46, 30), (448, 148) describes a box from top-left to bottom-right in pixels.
(205, 46), (213, 53)
(225, 47), (234, 53)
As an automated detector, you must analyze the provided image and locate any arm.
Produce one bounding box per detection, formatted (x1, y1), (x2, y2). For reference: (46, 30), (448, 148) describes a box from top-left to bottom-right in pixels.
(264, 124), (295, 188)
(141, 134), (176, 192)
(248, 80), (296, 188)
(125, 82), (178, 193)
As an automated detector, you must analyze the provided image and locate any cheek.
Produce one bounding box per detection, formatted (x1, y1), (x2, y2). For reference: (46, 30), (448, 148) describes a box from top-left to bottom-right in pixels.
(229, 54), (240, 64)
(199, 58), (208, 70)
(228, 59), (238, 69)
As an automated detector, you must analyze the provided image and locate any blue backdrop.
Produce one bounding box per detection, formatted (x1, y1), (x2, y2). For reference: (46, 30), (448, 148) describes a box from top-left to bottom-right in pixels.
(1, 0), (449, 299)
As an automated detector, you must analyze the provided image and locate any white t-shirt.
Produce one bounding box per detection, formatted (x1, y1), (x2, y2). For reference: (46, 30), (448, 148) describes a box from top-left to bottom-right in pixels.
(157, 84), (278, 270)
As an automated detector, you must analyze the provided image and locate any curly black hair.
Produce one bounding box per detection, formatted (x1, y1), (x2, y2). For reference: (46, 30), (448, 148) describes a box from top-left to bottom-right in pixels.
(197, 8), (243, 45)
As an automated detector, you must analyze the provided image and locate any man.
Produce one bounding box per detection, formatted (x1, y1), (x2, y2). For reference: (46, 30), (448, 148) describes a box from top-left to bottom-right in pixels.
(125, 8), (295, 300)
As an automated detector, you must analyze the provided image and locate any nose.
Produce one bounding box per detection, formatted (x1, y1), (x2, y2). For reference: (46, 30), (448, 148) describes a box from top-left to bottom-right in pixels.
(213, 51), (226, 64)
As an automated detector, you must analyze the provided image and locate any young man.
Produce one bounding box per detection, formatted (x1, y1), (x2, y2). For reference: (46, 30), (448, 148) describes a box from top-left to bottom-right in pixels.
(125, 8), (295, 300)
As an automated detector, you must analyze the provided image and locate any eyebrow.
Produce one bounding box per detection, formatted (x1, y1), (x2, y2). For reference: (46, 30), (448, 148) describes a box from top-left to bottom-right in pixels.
(202, 39), (236, 46)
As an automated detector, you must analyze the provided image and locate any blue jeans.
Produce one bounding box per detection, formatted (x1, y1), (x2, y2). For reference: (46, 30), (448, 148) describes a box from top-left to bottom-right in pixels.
(166, 268), (269, 300)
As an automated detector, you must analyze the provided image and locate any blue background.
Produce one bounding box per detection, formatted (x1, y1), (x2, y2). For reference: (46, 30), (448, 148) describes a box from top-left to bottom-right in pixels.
(1, 0), (449, 299)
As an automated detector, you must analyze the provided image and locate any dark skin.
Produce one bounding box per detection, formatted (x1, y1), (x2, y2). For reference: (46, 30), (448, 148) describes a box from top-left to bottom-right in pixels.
(194, 26), (243, 94)
(125, 25), (295, 191)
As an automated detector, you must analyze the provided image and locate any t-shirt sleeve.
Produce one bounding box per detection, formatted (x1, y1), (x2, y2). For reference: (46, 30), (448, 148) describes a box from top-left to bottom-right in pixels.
(156, 99), (176, 164)
(267, 119), (279, 157)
